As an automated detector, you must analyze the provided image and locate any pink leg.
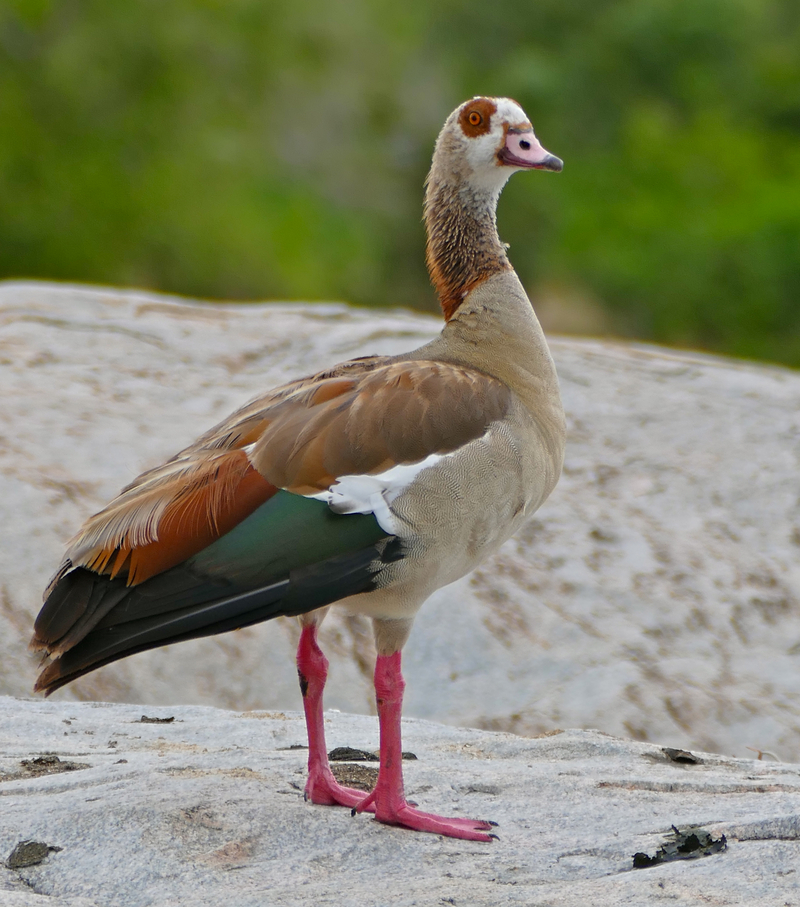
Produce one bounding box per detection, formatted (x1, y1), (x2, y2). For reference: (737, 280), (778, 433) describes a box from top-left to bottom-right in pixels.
(297, 623), (374, 811)
(353, 652), (496, 841)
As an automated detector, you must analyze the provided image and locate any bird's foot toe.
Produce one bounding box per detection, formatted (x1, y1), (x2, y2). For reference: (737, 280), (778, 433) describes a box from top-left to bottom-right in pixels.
(364, 796), (496, 841)
(304, 767), (375, 811)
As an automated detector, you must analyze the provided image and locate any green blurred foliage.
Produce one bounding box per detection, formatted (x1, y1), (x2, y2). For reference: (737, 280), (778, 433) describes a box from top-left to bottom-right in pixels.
(1, 0), (799, 364)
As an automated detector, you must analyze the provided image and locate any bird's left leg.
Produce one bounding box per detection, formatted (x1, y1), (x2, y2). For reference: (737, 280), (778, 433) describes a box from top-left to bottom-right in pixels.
(296, 612), (374, 810)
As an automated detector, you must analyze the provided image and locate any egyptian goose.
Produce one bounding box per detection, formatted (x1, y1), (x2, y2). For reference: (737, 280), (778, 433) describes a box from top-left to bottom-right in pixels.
(31, 97), (565, 842)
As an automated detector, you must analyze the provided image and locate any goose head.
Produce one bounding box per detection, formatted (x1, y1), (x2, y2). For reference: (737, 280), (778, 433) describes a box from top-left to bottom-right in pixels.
(431, 96), (562, 198)
(425, 97), (562, 319)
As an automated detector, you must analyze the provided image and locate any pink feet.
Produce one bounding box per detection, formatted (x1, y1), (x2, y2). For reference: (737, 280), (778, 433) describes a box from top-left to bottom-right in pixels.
(304, 763), (373, 811)
(353, 789), (496, 841)
(352, 651), (497, 841)
(297, 628), (496, 841)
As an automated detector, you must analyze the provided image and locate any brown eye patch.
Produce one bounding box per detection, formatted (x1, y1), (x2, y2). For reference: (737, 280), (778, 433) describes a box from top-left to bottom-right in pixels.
(458, 98), (496, 137)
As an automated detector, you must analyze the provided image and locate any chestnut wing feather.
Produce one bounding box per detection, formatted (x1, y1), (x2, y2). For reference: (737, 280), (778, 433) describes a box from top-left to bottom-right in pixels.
(52, 359), (392, 589)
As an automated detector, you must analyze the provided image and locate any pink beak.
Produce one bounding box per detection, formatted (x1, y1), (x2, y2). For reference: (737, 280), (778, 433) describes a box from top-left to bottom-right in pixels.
(499, 129), (563, 172)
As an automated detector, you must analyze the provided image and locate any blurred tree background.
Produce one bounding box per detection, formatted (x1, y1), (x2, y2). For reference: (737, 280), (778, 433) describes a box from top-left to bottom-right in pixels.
(1, 0), (799, 364)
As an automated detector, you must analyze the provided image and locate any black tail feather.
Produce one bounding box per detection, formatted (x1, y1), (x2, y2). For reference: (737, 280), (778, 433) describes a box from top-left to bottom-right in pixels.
(35, 539), (401, 695)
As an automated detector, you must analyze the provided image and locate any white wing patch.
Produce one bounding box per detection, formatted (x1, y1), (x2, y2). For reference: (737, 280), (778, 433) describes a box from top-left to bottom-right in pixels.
(307, 453), (449, 536)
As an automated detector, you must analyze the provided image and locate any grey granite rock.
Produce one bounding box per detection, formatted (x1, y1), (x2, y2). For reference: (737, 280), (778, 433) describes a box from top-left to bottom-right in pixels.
(2, 281), (799, 760)
(1, 697), (799, 907)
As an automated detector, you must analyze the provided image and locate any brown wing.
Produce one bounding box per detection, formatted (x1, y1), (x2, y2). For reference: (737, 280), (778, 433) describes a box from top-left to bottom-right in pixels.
(49, 356), (510, 597)
(249, 359), (512, 494)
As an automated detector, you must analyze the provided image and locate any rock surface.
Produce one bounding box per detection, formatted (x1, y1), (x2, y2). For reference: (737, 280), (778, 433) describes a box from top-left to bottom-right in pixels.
(1, 697), (799, 907)
(2, 281), (800, 759)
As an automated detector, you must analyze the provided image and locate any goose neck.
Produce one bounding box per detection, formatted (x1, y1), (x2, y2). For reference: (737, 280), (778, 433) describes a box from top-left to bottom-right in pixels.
(424, 174), (511, 321)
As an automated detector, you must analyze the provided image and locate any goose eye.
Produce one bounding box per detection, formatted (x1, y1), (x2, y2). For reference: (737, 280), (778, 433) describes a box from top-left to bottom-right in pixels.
(468, 111), (482, 126)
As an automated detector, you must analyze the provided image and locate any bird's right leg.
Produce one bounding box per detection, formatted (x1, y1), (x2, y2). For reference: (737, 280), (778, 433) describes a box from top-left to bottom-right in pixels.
(296, 615), (374, 810)
(352, 649), (495, 840)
